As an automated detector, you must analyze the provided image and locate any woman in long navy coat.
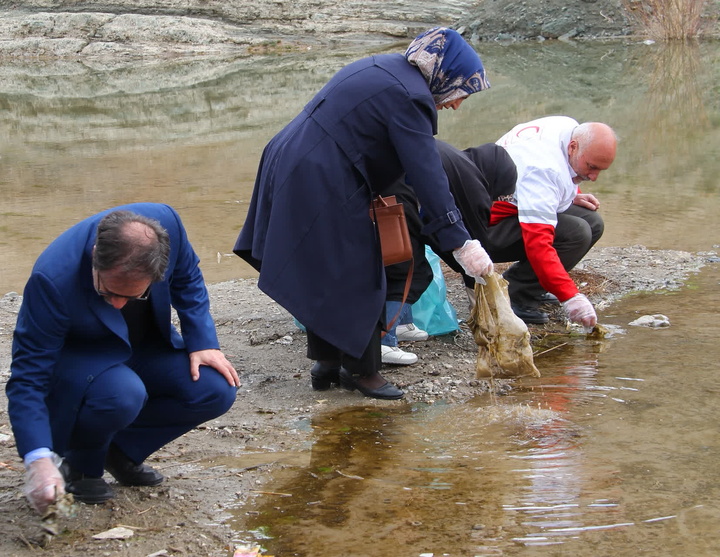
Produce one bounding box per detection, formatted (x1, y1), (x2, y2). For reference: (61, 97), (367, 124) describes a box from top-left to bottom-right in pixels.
(234, 27), (495, 399)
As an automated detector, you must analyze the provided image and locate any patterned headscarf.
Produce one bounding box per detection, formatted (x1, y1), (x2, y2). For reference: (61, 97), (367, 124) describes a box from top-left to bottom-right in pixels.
(404, 27), (490, 106)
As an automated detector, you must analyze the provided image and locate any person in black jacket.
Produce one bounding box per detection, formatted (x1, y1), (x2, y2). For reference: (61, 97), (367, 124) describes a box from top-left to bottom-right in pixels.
(412, 140), (518, 309)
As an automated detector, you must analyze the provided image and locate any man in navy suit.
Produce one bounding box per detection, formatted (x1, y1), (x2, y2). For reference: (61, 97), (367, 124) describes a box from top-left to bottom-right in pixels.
(6, 203), (240, 513)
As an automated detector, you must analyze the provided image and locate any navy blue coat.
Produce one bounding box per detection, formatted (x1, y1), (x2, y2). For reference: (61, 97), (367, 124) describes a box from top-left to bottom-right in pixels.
(7, 203), (219, 458)
(235, 54), (471, 357)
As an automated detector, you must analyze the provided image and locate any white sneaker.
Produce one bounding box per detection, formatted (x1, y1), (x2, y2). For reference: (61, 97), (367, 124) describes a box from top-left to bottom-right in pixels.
(381, 345), (418, 365)
(395, 323), (429, 342)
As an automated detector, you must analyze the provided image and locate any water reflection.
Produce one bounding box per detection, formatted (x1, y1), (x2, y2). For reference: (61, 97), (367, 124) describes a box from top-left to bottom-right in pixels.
(231, 343), (609, 554)
(232, 378), (626, 555)
(229, 265), (720, 555)
(2, 41), (720, 294)
(0, 49), (373, 294)
(501, 356), (618, 549)
(638, 41), (708, 159)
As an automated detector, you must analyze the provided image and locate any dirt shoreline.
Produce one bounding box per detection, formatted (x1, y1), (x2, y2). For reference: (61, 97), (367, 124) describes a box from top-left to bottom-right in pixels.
(0, 243), (711, 556)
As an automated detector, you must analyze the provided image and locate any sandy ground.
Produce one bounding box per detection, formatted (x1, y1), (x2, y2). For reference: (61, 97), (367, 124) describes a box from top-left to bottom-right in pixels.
(0, 244), (711, 557)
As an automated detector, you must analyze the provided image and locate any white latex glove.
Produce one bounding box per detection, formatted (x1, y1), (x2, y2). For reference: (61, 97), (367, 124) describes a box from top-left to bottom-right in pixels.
(24, 454), (66, 515)
(562, 293), (597, 331)
(453, 239), (493, 282)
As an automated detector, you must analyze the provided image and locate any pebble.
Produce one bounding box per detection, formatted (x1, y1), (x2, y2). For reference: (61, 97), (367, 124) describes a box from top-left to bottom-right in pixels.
(628, 314), (670, 328)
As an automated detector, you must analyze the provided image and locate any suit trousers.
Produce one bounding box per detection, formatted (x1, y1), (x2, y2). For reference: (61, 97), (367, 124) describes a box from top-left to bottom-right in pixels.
(486, 205), (604, 307)
(64, 339), (237, 477)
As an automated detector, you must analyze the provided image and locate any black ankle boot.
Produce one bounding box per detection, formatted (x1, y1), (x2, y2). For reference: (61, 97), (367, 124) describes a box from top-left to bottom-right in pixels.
(60, 461), (114, 504)
(511, 304), (549, 324)
(310, 361), (341, 390)
(338, 369), (404, 400)
(105, 444), (164, 486)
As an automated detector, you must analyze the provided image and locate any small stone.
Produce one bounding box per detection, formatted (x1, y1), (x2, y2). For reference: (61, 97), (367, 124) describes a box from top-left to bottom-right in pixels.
(92, 526), (134, 540)
(628, 314), (670, 328)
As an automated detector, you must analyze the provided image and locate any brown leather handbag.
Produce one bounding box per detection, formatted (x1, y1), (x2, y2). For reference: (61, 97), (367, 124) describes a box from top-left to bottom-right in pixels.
(369, 194), (414, 335)
(369, 195), (413, 266)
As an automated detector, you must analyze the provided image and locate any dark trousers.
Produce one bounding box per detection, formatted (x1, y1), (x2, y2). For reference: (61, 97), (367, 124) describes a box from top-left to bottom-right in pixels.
(306, 322), (382, 377)
(64, 339), (237, 477)
(486, 205), (604, 307)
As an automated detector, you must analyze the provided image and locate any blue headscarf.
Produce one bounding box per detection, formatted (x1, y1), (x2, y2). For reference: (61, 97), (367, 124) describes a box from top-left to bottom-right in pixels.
(404, 27), (490, 105)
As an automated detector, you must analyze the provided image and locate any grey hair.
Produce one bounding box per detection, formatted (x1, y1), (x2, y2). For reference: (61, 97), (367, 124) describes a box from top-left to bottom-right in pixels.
(92, 210), (170, 282)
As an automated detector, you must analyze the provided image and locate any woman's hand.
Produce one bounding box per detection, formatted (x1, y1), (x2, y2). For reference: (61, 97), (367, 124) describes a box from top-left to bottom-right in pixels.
(452, 239), (494, 281)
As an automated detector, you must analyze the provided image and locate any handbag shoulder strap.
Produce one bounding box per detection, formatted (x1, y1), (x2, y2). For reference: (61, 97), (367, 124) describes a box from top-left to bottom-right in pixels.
(382, 259), (414, 338)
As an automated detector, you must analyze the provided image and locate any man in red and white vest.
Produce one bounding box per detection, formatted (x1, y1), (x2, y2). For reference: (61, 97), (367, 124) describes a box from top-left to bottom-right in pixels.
(490, 116), (617, 327)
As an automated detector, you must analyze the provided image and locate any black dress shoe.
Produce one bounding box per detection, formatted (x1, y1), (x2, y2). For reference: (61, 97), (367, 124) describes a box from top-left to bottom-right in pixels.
(338, 368), (405, 400)
(105, 444), (164, 486)
(511, 304), (549, 324)
(310, 361), (341, 391)
(60, 461), (114, 504)
(536, 292), (560, 305)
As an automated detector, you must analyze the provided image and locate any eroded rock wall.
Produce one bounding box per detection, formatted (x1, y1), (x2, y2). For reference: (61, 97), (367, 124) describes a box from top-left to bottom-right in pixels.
(0, 0), (477, 57)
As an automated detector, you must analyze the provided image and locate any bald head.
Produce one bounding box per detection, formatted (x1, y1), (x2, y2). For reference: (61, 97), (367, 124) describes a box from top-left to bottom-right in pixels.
(124, 220), (158, 244)
(568, 122), (618, 183)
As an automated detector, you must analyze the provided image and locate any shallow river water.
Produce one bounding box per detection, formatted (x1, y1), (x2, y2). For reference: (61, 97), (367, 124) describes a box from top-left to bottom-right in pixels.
(232, 264), (720, 556)
(1, 39), (719, 556)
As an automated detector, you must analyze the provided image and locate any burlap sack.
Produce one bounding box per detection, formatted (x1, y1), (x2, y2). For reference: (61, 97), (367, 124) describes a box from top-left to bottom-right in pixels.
(467, 272), (540, 378)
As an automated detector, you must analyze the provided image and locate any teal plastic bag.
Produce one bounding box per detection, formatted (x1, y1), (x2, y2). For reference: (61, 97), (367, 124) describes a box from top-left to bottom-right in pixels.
(412, 246), (460, 336)
(295, 246), (459, 336)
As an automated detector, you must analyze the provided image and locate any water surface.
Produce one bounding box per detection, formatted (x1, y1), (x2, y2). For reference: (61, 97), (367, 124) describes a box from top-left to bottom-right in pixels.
(1, 40), (719, 293)
(232, 265), (720, 556)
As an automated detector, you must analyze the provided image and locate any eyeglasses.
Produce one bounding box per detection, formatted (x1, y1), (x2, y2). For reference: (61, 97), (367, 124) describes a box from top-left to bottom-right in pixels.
(94, 271), (152, 301)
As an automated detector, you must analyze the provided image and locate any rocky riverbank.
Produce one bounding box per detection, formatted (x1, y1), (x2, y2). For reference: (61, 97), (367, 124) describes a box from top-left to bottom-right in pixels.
(3, 0), (717, 60)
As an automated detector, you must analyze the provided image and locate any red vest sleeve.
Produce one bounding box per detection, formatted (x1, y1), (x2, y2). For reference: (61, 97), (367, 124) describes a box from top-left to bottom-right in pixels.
(489, 201), (518, 226)
(520, 222), (579, 302)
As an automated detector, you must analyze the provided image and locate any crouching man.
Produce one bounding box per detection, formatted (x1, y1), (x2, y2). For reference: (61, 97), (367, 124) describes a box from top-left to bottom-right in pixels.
(6, 203), (240, 513)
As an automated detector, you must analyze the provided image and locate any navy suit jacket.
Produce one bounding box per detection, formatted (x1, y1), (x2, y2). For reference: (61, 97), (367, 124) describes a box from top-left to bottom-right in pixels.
(6, 203), (219, 458)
